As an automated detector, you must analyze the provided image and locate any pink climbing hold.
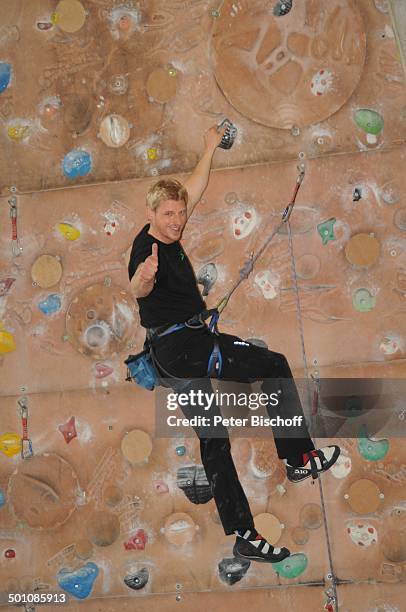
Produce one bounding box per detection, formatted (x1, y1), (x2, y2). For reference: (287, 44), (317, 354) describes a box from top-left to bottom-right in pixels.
(94, 363), (114, 379)
(58, 416), (77, 444)
(124, 529), (148, 550)
(153, 480), (169, 494)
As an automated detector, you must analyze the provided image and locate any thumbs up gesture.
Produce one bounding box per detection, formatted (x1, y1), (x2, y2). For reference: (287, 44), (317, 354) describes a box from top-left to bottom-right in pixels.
(140, 243), (158, 283)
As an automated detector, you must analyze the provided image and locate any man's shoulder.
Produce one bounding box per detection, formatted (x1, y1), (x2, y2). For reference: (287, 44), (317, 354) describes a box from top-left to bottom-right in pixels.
(132, 223), (151, 247)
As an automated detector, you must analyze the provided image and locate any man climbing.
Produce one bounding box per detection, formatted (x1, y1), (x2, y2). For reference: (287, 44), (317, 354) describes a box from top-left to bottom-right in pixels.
(128, 124), (340, 564)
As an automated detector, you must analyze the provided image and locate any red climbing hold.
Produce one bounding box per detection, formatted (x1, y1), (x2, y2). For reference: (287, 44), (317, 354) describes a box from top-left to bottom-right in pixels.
(58, 416), (77, 444)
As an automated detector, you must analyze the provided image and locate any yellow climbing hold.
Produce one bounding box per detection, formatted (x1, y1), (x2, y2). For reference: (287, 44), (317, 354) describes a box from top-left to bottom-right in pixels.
(57, 223), (80, 241)
(51, 12), (60, 24)
(0, 323), (16, 353)
(0, 433), (21, 457)
(7, 124), (30, 141)
(147, 147), (157, 160)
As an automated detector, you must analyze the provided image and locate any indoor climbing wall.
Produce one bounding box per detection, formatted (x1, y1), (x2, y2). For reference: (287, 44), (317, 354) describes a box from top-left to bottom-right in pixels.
(1, 1), (406, 611)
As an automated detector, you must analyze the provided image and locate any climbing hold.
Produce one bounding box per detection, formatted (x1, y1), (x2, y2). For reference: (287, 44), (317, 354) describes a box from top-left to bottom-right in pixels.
(163, 512), (197, 546)
(311, 69), (334, 97)
(58, 416), (77, 444)
(273, 1), (293, 17)
(354, 109), (384, 145)
(0, 488), (6, 507)
(124, 568), (149, 590)
(254, 513), (282, 544)
(232, 208), (257, 239)
(330, 454), (352, 479)
(273, 553), (308, 578)
(57, 222), (80, 241)
(0, 62), (12, 93)
(345, 233), (380, 268)
(352, 288), (376, 312)
(218, 557), (250, 585)
(347, 522), (378, 547)
(254, 270), (279, 299)
(354, 109), (384, 135)
(317, 218), (336, 245)
(0, 324), (16, 353)
(353, 188), (362, 202)
(147, 147), (157, 160)
(94, 363), (113, 379)
(217, 118), (237, 150)
(124, 529), (148, 550)
(0, 433), (21, 457)
(54, 0), (87, 33)
(197, 263), (217, 296)
(121, 430), (152, 465)
(7, 123), (30, 141)
(62, 150), (92, 180)
(176, 465), (213, 504)
(246, 338), (268, 349)
(5, 549), (16, 559)
(38, 294), (62, 315)
(31, 255), (62, 289)
(358, 426), (389, 461)
(345, 479), (382, 514)
(153, 480), (169, 494)
(146, 67), (178, 103)
(57, 562), (99, 599)
(99, 114), (130, 148)
(176, 445), (186, 456)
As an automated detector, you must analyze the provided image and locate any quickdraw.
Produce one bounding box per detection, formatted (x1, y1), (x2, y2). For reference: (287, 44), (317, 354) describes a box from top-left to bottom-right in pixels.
(9, 196), (22, 257)
(18, 397), (33, 459)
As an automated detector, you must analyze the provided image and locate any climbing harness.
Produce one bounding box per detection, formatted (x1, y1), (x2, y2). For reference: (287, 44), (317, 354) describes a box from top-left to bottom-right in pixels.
(126, 166), (306, 391)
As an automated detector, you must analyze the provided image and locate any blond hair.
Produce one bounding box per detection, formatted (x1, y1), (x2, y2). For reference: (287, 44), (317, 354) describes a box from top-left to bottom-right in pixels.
(146, 179), (188, 211)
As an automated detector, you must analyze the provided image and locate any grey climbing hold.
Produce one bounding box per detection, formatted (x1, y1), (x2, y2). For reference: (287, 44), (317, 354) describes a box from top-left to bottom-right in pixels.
(124, 567), (149, 590)
(176, 465), (213, 504)
(197, 263), (217, 296)
(218, 557), (250, 585)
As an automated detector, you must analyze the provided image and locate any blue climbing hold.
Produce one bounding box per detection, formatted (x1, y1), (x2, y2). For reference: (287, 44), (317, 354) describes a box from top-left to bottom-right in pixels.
(57, 562), (99, 599)
(0, 488), (6, 507)
(0, 63), (11, 93)
(38, 294), (62, 315)
(62, 150), (92, 180)
(176, 445), (186, 456)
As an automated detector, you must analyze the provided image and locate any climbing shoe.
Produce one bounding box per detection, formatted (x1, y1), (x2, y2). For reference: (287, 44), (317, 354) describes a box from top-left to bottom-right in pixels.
(286, 445), (341, 483)
(233, 529), (290, 563)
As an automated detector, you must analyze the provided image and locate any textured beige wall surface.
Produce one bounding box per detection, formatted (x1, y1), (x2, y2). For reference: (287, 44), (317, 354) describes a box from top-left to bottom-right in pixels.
(1, 1), (406, 611)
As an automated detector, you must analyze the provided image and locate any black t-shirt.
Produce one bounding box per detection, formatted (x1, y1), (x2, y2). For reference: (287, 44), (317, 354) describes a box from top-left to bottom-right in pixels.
(128, 224), (205, 328)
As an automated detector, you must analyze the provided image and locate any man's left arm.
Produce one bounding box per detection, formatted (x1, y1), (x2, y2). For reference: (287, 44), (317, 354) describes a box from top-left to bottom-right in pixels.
(184, 125), (226, 217)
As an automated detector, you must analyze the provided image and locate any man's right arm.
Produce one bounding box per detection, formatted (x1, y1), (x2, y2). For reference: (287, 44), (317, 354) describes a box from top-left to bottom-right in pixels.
(131, 243), (159, 298)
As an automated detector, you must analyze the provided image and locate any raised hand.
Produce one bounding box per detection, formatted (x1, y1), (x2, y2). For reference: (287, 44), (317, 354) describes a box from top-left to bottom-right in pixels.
(140, 243), (158, 283)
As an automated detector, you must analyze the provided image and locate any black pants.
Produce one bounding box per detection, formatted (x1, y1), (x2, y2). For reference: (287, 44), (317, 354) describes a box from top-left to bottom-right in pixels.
(153, 325), (315, 536)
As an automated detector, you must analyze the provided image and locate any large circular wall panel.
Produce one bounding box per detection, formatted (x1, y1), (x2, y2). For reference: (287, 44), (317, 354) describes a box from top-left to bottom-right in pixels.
(66, 282), (138, 358)
(211, 0), (366, 128)
(8, 453), (79, 530)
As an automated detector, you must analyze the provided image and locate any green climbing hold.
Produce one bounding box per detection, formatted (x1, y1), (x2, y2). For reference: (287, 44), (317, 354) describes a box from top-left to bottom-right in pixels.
(317, 218), (336, 245)
(352, 288), (376, 312)
(358, 425), (389, 461)
(354, 109), (384, 135)
(273, 553), (308, 579)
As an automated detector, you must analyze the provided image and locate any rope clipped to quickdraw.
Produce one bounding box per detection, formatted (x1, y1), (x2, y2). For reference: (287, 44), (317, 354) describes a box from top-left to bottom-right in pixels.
(208, 165), (306, 332)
